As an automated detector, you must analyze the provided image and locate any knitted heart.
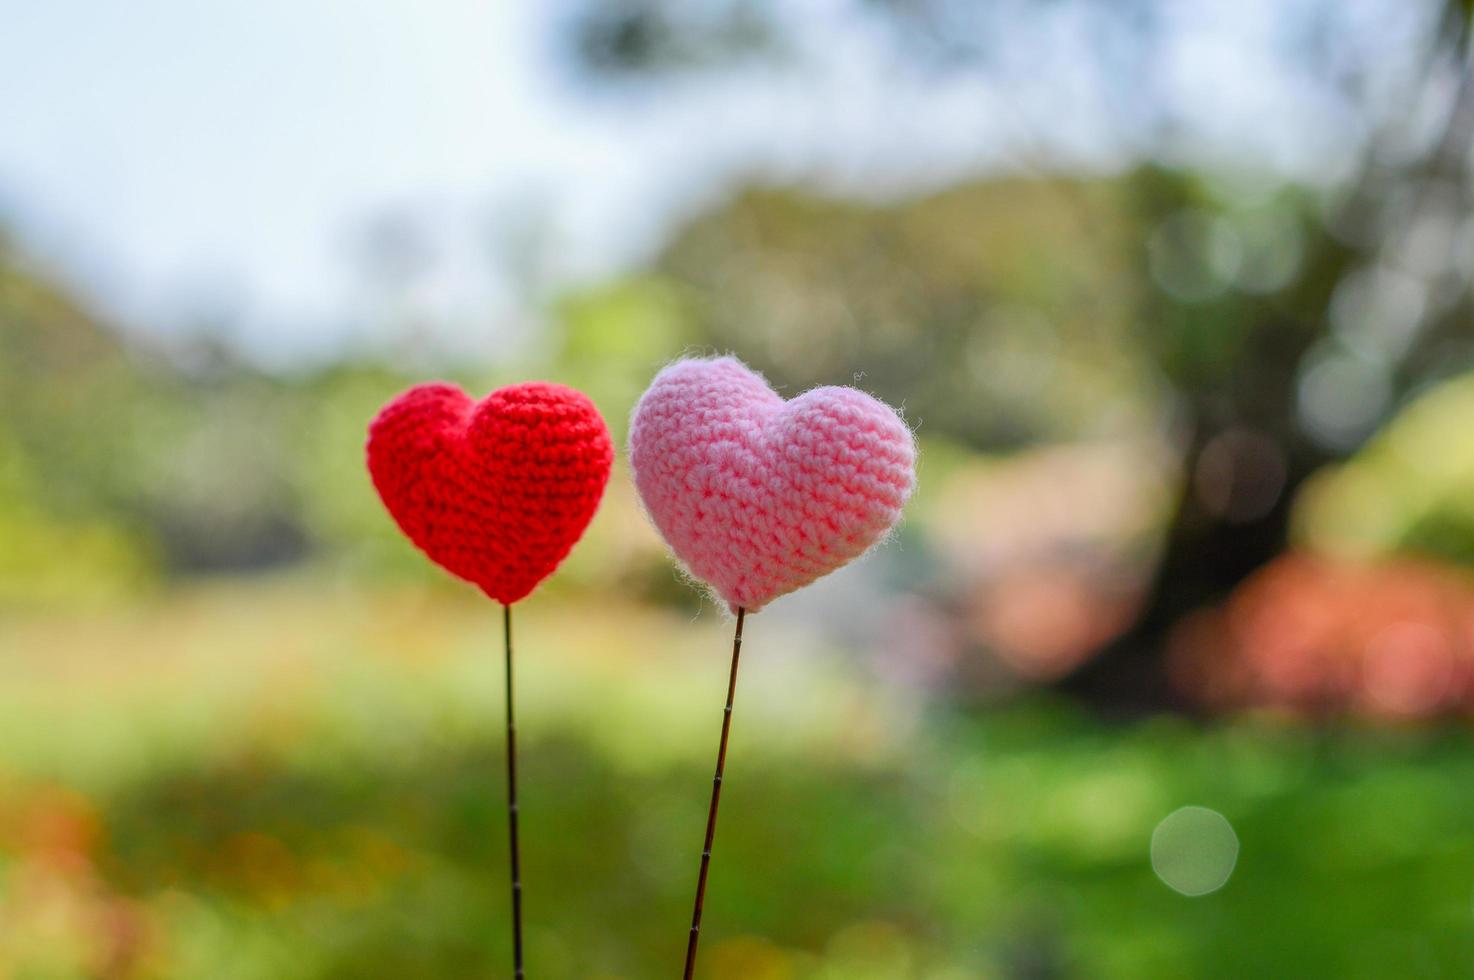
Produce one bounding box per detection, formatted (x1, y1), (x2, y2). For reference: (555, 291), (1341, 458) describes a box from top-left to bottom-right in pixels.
(367, 381), (613, 604)
(629, 356), (916, 612)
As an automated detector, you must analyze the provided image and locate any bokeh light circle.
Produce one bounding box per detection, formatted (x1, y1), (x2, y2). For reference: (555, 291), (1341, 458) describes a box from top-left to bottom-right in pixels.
(1150, 806), (1239, 896)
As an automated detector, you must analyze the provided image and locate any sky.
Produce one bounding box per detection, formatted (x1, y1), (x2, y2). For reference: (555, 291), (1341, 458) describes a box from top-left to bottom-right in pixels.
(0, 0), (1437, 365)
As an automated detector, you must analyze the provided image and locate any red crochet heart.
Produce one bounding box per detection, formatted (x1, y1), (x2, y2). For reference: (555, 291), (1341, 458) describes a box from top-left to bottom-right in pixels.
(366, 381), (613, 604)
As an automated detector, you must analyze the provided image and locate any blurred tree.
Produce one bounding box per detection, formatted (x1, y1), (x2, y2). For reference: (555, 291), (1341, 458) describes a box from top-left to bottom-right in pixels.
(650, 180), (1158, 448)
(0, 245), (317, 584)
(561, 0), (785, 79)
(0, 237), (161, 598)
(1078, 0), (1474, 707)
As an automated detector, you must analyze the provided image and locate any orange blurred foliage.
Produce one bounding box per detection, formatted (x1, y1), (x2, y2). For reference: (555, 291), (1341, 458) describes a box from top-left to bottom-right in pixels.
(1170, 553), (1474, 717)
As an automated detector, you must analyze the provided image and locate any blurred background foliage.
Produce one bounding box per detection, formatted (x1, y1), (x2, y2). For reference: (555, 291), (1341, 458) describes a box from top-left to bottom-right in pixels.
(7, 0), (1474, 976)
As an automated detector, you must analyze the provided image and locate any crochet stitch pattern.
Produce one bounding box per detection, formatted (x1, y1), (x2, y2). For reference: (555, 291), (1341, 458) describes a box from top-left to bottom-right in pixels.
(629, 356), (916, 611)
(367, 381), (613, 604)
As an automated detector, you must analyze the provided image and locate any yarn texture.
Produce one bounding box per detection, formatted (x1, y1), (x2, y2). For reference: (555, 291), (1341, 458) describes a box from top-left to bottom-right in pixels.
(367, 381), (613, 604)
(629, 356), (916, 612)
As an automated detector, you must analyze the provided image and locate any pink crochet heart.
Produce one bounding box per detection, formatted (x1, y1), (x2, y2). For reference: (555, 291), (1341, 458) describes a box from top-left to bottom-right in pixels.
(629, 357), (916, 612)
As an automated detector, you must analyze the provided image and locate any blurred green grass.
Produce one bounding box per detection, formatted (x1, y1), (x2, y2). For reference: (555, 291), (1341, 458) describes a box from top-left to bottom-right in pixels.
(2, 581), (1473, 979)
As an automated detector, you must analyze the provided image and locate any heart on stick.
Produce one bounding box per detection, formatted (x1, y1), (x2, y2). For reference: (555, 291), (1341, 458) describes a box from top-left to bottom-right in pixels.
(367, 381), (613, 604)
(629, 356), (916, 612)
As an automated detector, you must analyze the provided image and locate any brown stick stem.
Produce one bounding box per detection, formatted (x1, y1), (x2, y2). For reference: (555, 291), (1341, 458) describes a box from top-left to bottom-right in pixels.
(683, 606), (746, 980)
(504, 603), (524, 978)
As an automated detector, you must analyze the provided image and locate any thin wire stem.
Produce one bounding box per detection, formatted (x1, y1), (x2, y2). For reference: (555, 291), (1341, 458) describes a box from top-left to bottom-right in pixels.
(504, 603), (524, 979)
(683, 607), (746, 980)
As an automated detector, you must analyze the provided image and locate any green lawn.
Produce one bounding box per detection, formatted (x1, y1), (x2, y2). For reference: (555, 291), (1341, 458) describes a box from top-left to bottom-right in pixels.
(1, 581), (1471, 978)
